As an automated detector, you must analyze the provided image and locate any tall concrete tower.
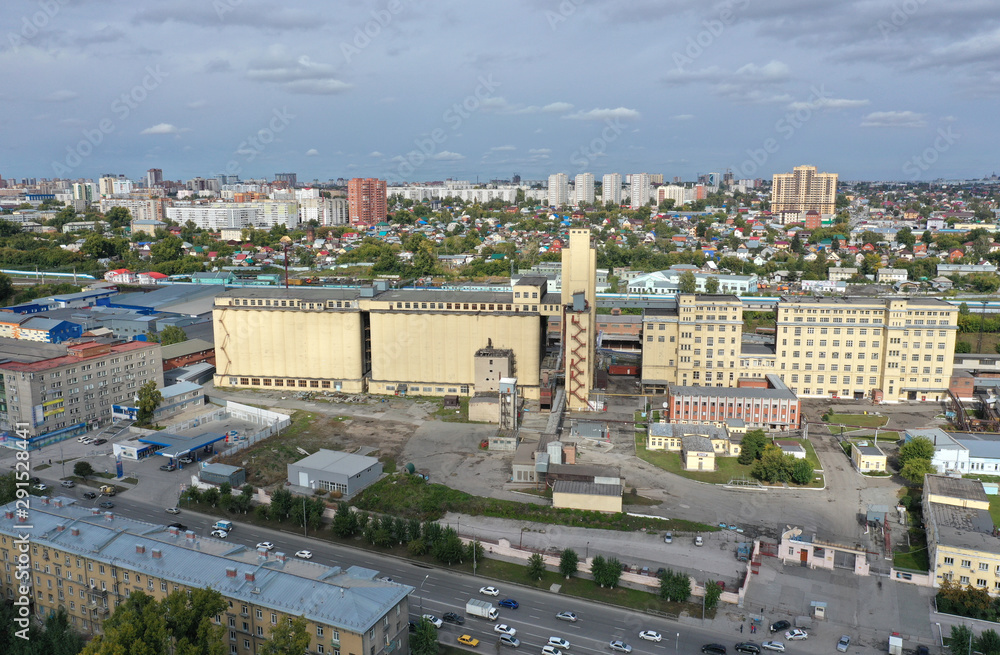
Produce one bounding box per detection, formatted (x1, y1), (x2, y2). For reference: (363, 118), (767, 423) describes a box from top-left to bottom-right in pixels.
(561, 228), (597, 411)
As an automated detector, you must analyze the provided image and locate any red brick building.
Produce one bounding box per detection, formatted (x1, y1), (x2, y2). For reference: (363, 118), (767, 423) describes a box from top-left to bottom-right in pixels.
(665, 374), (801, 430)
(347, 177), (387, 227)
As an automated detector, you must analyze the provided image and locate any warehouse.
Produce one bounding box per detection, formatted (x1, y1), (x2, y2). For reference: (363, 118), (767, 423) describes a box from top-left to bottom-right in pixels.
(287, 449), (383, 497)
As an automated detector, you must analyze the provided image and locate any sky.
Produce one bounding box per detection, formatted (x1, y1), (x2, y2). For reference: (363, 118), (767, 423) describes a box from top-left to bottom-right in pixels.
(1, 0), (998, 184)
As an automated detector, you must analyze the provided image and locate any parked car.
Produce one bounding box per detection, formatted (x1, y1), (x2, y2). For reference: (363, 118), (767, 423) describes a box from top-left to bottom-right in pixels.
(442, 612), (465, 625)
(457, 635), (479, 647)
(211, 529), (228, 538)
(422, 615), (443, 629)
(761, 642), (784, 652)
(555, 611), (577, 622)
(784, 630), (808, 641)
(695, 535), (704, 546)
(179, 456), (194, 464)
(167, 523), (187, 531)
(60, 480), (75, 488)
(609, 641), (632, 653)
(701, 645), (726, 655)
(494, 625), (516, 637)
(165, 507), (180, 514)
(769, 621), (790, 634)
(498, 599), (519, 609)
(479, 586), (500, 596)
(639, 632), (662, 642)
(735, 642), (761, 654)
(256, 542), (275, 551)
(498, 635), (520, 648)
(547, 638), (571, 650)
(159, 464), (176, 472)
(294, 550), (312, 559)
(836, 636), (851, 653)
(92, 438), (107, 445)
(663, 532), (672, 544)
(98, 501), (114, 509)
(32, 483), (48, 492)
(82, 492), (97, 499)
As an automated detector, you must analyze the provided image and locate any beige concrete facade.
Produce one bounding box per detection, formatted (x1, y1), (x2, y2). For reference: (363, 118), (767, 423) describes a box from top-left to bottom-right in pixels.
(771, 165), (838, 215)
(561, 229), (597, 410)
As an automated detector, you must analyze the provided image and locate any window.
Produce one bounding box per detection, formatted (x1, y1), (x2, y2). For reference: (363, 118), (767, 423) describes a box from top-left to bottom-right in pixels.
(962, 559), (972, 568)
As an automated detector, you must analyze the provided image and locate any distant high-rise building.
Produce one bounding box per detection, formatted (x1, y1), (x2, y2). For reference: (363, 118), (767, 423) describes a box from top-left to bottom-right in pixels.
(574, 173), (594, 205)
(348, 177), (387, 227)
(771, 165), (838, 215)
(649, 174), (664, 184)
(547, 173), (569, 207)
(629, 173), (651, 209)
(146, 168), (163, 187)
(512, 173), (521, 185)
(72, 182), (97, 204)
(602, 173), (622, 206)
(275, 172), (298, 187)
(99, 175), (131, 196)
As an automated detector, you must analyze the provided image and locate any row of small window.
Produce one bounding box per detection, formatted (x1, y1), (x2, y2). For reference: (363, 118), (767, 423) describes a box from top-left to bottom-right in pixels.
(788, 327), (883, 336)
(886, 365), (945, 374)
(787, 339), (880, 348)
(682, 371), (733, 381)
(236, 298), (355, 309)
(231, 378), (340, 389)
(784, 351), (879, 361)
(790, 375), (877, 385)
(384, 384), (470, 393)
(945, 576), (1000, 589)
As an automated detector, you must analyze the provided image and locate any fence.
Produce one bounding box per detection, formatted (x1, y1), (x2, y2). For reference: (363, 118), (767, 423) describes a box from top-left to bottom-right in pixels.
(215, 401), (291, 457)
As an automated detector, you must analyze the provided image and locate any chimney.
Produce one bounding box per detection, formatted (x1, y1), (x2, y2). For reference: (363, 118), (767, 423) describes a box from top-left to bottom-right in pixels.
(185, 530), (196, 542)
(17, 512), (27, 523)
(41, 497), (50, 505)
(135, 544), (146, 554)
(151, 549), (162, 559)
(56, 524), (66, 532)
(71, 527), (80, 536)
(245, 572), (255, 583)
(91, 508), (100, 515)
(53, 499), (63, 508)
(226, 567), (237, 578)
(275, 552), (287, 562)
(168, 526), (180, 536)
(104, 511), (113, 521)
(4, 510), (13, 519)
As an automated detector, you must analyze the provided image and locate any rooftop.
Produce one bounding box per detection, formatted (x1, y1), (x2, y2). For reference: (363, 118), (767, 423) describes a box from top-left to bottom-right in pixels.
(551, 480), (622, 497)
(293, 449), (380, 475)
(160, 338), (215, 360)
(668, 381), (796, 401)
(925, 474), (990, 504)
(0, 340), (156, 373)
(927, 502), (1000, 554)
(681, 434), (714, 452)
(138, 431), (227, 458)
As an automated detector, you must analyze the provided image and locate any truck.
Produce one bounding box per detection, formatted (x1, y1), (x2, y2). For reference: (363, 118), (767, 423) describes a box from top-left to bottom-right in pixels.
(213, 520), (234, 532)
(466, 599), (498, 621)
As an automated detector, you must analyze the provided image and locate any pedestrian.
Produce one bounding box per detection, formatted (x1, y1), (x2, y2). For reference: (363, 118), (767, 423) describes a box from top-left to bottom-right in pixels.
(740, 625), (743, 633)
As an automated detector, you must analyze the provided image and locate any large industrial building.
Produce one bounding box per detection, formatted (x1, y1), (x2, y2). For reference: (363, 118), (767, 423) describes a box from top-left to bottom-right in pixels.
(0, 498), (412, 651)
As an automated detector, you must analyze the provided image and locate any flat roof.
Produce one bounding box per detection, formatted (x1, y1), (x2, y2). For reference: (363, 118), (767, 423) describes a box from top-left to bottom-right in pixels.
(293, 449), (380, 475)
(927, 502), (1000, 553)
(110, 285), (225, 310)
(649, 422), (729, 440)
(0, 337), (70, 363)
(741, 343), (776, 356)
(201, 463), (243, 475)
(668, 383), (796, 401)
(906, 428), (963, 449)
(0, 498), (410, 632)
(220, 287), (363, 301)
(160, 338), (215, 360)
(138, 431), (227, 457)
(951, 433), (1000, 460)
(856, 444), (885, 456)
(925, 474), (990, 503)
(552, 480), (622, 497)
(0, 340), (154, 373)
(161, 381), (202, 399)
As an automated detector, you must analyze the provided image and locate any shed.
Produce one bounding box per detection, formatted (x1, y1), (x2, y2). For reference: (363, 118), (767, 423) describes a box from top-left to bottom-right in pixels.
(200, 463), (246, 488)
(287, 449), (382, 497)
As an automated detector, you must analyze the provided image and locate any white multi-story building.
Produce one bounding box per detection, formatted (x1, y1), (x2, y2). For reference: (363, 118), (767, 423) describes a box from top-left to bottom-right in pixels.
(629, 173), (651, 209)
(548, 173), (569, 207)
(72, 182), (97, 204)
(574, 173), (594, 206)
(657, 184), (690, 207)
(299, 197), (348, 226)
(386, 184), (545, 204)
(99, 176), (132, 196)
(166, 204), (258, 230)
(99, 197), (167, 223)
(602, 173), (622, 206)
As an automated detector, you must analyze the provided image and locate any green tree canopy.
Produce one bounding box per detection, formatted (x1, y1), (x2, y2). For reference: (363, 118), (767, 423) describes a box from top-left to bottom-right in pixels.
(258, 616), (311, 655)
(136, 380), (163, 426)
(678, 271), (697, 294)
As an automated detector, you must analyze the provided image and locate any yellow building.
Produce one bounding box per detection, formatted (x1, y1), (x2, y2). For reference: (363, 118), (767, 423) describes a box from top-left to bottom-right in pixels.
(0, 498), (411, 652)
(851, 443), (887, 473)
(771, 165), (838, 215)
(923, 475), (1000, 594)
(647, 422), (742, 471)
(551, 480), (622, 513)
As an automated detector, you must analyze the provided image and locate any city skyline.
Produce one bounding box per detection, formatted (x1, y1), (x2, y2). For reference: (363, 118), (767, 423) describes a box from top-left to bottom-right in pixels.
(1, 1), (997, 182)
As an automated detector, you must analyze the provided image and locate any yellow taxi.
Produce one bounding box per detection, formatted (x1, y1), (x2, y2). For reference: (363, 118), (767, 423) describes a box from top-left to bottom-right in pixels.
(457, 635), (480, 647)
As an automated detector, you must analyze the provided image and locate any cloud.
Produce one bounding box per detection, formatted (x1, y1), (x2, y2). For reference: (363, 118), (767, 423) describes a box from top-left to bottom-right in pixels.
(671, 114), (695, 120)
(133, 4), (321, 31)
(490, 145), (516, 151)
(665, 60), (793, 104)
(44, 90), (78, 102)
(305, 148), (319, 156)
(369, 151), (384, 157)
(203, 58), (232, 73)
(541, 101), (573, 112)
(432, 151), (465, 161)
(529, 148), (552, 155)
(481, 97), (575, 115)
(787, 96), (870, 111)
(284, 79), (351, 94)
(860, 110), (927, 128)
(186, 100), (208, 109)
(563, 107), (641, 121)
(247, 53), (351, 94)
(140, 123), (189, 135)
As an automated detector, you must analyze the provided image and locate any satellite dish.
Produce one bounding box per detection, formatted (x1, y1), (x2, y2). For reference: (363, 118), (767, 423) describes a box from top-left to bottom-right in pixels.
(662, 402), (668, 408)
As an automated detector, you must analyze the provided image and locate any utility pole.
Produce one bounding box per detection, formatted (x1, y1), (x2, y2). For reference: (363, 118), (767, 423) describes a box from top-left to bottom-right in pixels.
(303, 497), (307, 538)
(419, 574), (429, 616)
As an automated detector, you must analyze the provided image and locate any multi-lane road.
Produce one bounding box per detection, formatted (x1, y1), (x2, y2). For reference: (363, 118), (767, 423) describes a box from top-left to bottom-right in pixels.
(60, 493), (767, 655)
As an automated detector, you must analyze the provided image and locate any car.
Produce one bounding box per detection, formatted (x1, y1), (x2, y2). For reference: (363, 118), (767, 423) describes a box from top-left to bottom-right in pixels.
(211, 529), (228, 538)
(457, 635), (479, 647)
(769, 621), (790, 634)
(640, 566), (650, 576)
(663, 532), (672, 544)
(555, 611), (577, 622)
(541, 647), (562, 655)
(695, 535), (704, 546)
(82, 492), (97, 499)
(836, 635), (851, 653)
(408, 621), (418, 633)
(256, 542), (275, 551)
(422, 614), (443, 628)
(639, 631), (662, 642)
(99, 501), (114, 509)
(33, 482), (49, 492)
(159, 464), (176, 472)
(735, 642), (761, 654)
(443, 612), (465, 625)
(294, 550), (312, 559)
(167, 522), (187, 531)
(494, 625), (516, 637)
(498, 635), (520, 648)
(77, 436), (89, 443)
(701, 645), (727, 655)
(480, 586), (500, 596)
(548, 637), (571, 649)
(379, 577), (394, 583)
(498, 598), (519, 609)
(761, 642), (784, 653)
(609, 641), (632, 654)
(165, 507), (180, 514)
(92, 438), (107, 445)
(179, 456), (194, 464)
(784, 630), (808, 641)
(60, 480), (75, 488)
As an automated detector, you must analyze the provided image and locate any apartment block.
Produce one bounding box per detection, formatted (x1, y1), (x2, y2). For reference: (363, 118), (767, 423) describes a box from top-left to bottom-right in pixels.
(771, 165), (838, 215)
(0, 499), (412, 652)
(547, 173), (569, 207)
(0, 340), (163, 443)
(99, 197), (167, 223)
(347, 178), (387, 227)
(574, 173), (594, 205)
(601, 173), (622, 206)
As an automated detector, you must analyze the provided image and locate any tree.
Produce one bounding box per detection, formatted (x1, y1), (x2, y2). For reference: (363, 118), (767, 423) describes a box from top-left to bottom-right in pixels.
(751, 445), (791, 483)
(150, 235), (184, 263)
(790, 458), (814, 485)
(596, 557), (622, 589)
(136, 380), (163, 426)
(332, 504), (358, 537)
(270, 488), (294, 520)
(410, 618), (440, 655)
(704, 277), (720, 294)
(678, 271), (697, 294)
(950, 625), (974, 655)
(559, 548), (579, 579)
(258, 616), (311, 655)
(0, 273), (14, 305)
(163, 587), (226, 655)
(900, 458), (936, 484)
(72, 461), (95, 480)
(976, 629), (1000, 655)
(81, 592), (168, 655)
(898, 437), (935, 469)
(704, 580), (723, 611)
(591, 555), (608, 586)
(956, 341), (973, 353)
(658, 569), (691, 602)
(202, 487), (220, 506)
(527, 553), (546, 580)
(737, 430), (768, 464)
(432, 527), (464, 565)
(159, 325), (187, 345)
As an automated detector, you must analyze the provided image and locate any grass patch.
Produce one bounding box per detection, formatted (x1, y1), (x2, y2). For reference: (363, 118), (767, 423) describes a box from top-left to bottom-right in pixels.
(824, 413), (889, 429)
(121, 477), (139, 485)
(623, 493), (661, 507)
(353, 474), (717, 533)
(429, 397), (482, 423)
(635, 433), (755, 484)
(892, 548), (929, 572)
(989, 497), (1000, 528)
(34, 464), (51, 471)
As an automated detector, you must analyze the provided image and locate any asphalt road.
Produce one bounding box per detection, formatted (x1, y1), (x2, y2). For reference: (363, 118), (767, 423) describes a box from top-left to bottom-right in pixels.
(57, 493), (778, 655)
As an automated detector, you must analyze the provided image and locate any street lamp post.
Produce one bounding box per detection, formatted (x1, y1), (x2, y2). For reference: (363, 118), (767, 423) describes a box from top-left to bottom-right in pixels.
(586, 541), (590, 559)
(418, 574), (430, 616)
(675, 633), (680, 652)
